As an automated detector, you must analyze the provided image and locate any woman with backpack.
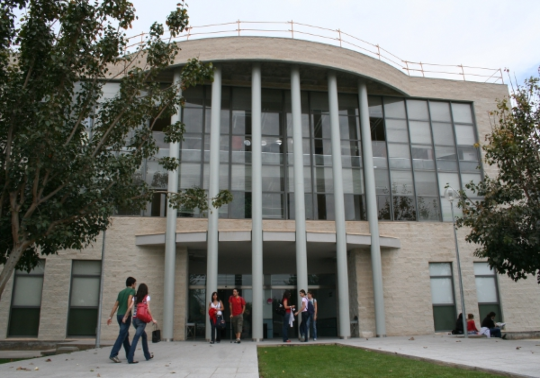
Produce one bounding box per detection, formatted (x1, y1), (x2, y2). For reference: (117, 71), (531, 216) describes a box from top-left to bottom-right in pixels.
(209, 291), (224, 344)
(123, 283), (157, 364)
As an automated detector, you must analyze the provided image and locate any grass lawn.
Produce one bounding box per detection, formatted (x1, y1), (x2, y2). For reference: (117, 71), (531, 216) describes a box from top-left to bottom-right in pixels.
(258, 345), (499, 378)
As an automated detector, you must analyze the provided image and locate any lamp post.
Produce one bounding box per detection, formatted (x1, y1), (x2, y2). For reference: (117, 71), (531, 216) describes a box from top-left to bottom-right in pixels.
(445, 187), (468, 338)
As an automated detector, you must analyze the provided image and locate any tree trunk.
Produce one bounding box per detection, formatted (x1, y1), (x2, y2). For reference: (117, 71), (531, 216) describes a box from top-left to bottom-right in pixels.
(0, 243), (26, 302)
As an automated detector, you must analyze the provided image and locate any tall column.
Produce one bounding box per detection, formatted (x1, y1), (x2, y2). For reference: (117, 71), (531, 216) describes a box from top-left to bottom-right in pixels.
(163, 69), (182, 341)
(358, 81), (386, 337)
(251, 63), (264, 341)
(291, 66), (308, 322)
(206, 66), (222, 340)
(327, 71), (351, 338)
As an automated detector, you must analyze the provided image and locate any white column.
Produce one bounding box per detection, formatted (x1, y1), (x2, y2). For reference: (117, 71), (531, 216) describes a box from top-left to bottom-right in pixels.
(251, 63), (264, 341)
(206, 66), (222, 340)
(291, 66), (308, 323)
(328, 71), (351, 338)
(163, 69), (182, 341)
(358, 81), (386, 337)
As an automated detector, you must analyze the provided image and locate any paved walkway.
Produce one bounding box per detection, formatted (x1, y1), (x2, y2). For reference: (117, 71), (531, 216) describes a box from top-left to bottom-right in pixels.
(0, 335), (538, 377)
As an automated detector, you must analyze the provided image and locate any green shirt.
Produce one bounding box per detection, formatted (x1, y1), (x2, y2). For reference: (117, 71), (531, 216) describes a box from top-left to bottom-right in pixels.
(117, 287), (136, 316)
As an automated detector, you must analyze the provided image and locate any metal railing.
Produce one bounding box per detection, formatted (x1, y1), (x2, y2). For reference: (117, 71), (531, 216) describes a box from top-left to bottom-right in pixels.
(125, 20), (504, 84)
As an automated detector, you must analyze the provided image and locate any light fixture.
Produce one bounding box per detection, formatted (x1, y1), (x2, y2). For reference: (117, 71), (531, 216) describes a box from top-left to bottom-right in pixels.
(244, 139), (251, 146)
(261, 140), (267, 146)
(276, 139), (282, 146)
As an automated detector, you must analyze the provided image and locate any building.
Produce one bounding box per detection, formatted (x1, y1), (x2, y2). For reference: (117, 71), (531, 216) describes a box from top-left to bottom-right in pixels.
(1, 32), (539, 342)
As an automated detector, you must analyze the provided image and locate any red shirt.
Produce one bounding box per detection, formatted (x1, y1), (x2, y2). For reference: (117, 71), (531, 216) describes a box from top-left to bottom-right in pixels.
(467, 319), (478, 332)
(229, 295), (246, 317)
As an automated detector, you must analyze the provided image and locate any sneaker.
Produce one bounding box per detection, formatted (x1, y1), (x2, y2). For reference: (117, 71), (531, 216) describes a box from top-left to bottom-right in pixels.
(110, 356), (121, 363)
(313, 338), (317, 341)
(210, 341), (214, 344)
(502, 334), (507, 340)
(234, 339), (241, 344)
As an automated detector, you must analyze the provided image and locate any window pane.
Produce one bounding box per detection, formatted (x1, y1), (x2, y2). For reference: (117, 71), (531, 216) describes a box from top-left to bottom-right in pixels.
(310, 92), (329, 113)
(231, 165), (252, 191)
(385, 119), (409, 143)
(390, 171), (413, 195)
(314, 167), (334, 193)
(458, 146), (479, 172)
(370, 118), (386, 141)
(70, 277), (100, 307)
(261, 112), (281, 136)
(287, 193), (314, 220)
(430, 277), (454, 304)
(181, 134), (202, 162)
(313, 139), (332, 166)
(12, 276), (43, 306)
(430, 102), (452, 122)
(231, 110), (251, 135)
(432, 123), (455, 146)
(183, 86), (204, 108)
(417, 197), (441, 221)
(384, 98), (406, 118)
(406, 100), (429, 120)
(455, 125), (476, 146)
(437, 172), (460, 196)
(285, 91), (310, 137)
(72, 260), (101, 275)
(229, 191), (252, 219)
(433, 305), (456, 332)
(8, 308), (40, 337)
(342, 168), (364, 194)
(375, 169), (390, 195)
(339, 115), (359, 140)
(441, 199), (463, 221)
(262, 165), (284, 191)
(368, 96), (383, 118)
(344, 194), (365, 221)
(409, 121), (432, 144)
(262, 193), (284, 219)
(452, 103), (473, 124)
(183, 107), (204, 133)
(388, 144), (411, 169)
(179, 163), (202, 189)
(287, 165), (312, 192)
(312, 113), (331, 139)
(67, 308), (98, 336)
(411, 145), (435, 170)
(435, 145), (458, 170)
(372, 141), (388, 169)
(474, 262), (494, 276)
(475, 277), (498, 303)
(315, 194), (335, 220)
(429, 262), (452, 276)
(414, 171), (438, 196)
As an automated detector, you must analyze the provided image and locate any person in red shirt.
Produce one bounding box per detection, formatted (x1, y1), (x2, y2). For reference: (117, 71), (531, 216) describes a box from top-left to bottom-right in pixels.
(229, 288), (246, 343)
(467, 313), (479, 335)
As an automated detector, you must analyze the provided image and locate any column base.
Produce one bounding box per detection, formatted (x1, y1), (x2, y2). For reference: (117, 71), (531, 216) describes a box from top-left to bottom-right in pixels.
(252, 338), (263, 342)
(376, 334), (387, 338)
(339, 336), (351, 339)
(165, 338), (174, 342)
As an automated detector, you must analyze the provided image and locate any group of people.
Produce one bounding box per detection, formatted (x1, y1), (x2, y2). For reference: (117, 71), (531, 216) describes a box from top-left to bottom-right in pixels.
(107, 277), (157, 364)
(453, 312), (506, 339)
(281, 289), (318, 343)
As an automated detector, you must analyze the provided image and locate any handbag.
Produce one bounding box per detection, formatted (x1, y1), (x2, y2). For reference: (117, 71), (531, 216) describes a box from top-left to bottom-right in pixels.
(275, 301), (286, 316)
(135, 297), (152, 323)
(152, 324), (161, 343)
(216, 315), (226, 330)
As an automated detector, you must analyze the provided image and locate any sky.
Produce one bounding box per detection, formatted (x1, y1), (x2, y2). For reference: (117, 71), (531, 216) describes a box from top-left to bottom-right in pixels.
(126, 0), (540, 85)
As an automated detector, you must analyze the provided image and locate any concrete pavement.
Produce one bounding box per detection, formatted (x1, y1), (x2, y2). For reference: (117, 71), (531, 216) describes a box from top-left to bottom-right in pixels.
(0, 335), (538, 377)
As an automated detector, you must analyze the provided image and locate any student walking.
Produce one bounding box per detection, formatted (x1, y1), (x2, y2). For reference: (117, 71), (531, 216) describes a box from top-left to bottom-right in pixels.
(108, 277), (137, 363)
(209, 292), (224, 344)
(123, 283), (157, 364)
(294, 289), (309, 342)
(229, 288), (246, 344)
(307, 291), (318, 341)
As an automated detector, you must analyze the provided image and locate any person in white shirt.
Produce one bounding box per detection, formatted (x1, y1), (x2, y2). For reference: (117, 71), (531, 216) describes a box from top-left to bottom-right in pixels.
(294, 289), (309, 342)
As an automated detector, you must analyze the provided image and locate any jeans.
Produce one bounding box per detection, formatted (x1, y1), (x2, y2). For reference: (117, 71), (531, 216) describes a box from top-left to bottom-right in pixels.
(128, 318), (151, 363)
(300, 312), (310, 342)
(110, 314), (131, 358)
(210, 318), (221, 342)
(489, 328), (502, 337)
(307, 315), (317, 340)
(282, 313), (290, 342)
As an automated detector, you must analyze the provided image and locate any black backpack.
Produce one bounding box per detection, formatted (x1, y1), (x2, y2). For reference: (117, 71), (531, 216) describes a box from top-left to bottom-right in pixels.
(307, 300), (315, 315)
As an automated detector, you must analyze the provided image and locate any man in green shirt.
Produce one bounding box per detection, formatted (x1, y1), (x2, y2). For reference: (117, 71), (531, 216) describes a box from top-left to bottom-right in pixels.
(107, 277), (136, 363)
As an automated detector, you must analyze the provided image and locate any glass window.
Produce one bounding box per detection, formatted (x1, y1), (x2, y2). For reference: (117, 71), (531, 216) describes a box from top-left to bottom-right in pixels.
(68, 260), (102, 336)
(231, 165), (252, 191)
(452, 103), (473, 124)
(181, 134), (203, 162)
(411, 145), (435, 170)
(455, 125), (476, 146)
(344, 194), (365, 221)
(474, 263), (501, 323)
(313, 139), (332, 166)
(315, 194), (335, 220)
(429, 102), (452, 122)
(461, 173), (481, 197)
(417, 197), (441, 221)
(262, 193), (284, 219)
(385, 119), (409, 143)
(435, 145), (458, 171)
(414, 171), (438, 196)
(384, 98), (406, 119)
(261, 165), (284, 192)
(409, 121), (432, 144)
(368, 96), (383, 118)
(406, 100), (429, 120)
(312, 113), (331, 139)
(429, 262), (456, 331)
(285, 91), (310, 138)
(437, 172), (460, 196)
(388, 144), (411, 169)
(229, 191), (252, 219)
(342, 168), (364, 194)
(9, 261), (45, 337)
(370, 118), (386, 142)
(432, 123), (455, 146)
(183, 107), (204, 133)
(179, 163), (202, 189)
(183, 86), (204, 108)
(314, 167), (334, 193)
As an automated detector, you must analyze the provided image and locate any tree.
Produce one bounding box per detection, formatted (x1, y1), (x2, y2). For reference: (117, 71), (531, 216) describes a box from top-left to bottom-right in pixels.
(0, 0), (232, 300)
(457, 69), (540, 283)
